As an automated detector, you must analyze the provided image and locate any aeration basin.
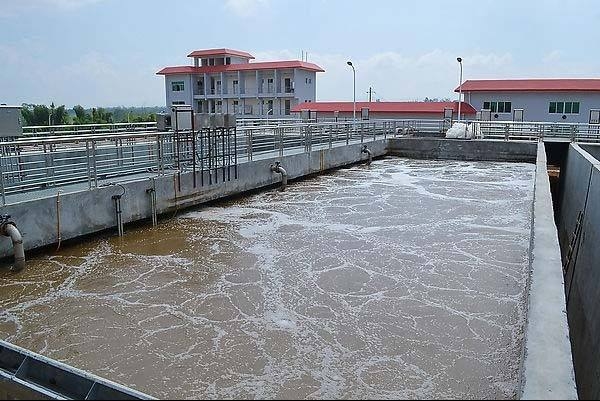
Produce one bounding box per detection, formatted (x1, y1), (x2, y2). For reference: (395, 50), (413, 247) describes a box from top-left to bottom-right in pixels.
(0, 157), (539, 399)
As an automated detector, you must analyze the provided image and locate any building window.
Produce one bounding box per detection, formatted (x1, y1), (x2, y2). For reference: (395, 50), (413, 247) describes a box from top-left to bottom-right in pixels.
(171, 81), (185, 92)
(549, 101), (580, 114)
(233, 100), (239, 114)
(226, 57), (231, 65)
(284, 78), (293, 93)
(267, 78), (274, 93)
(483, 101), (511, 113)
(172, 101), (185, 105)
(233, 80), (239, 94)
(216, 100), (222, 113)
(285, 100), (291, 115)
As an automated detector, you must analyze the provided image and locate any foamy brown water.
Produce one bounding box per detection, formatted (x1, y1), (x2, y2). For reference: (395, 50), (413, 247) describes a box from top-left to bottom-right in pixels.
(0, 157), (535, 399)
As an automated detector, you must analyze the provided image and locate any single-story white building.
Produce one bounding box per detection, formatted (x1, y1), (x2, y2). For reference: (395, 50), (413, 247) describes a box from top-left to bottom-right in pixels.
(457, 79), (600, 123)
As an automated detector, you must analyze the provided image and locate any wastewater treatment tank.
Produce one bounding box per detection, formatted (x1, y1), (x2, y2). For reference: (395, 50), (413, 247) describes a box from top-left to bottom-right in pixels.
(0, 157), (536, 399)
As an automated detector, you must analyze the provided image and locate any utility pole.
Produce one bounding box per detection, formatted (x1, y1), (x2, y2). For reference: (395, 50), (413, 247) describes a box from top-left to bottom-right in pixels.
(368, 87), (373, 102)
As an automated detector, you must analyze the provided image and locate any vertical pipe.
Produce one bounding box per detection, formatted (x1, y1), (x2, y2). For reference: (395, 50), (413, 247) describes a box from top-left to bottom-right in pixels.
(234, 127), (238, 180)
(221, 127), (226, 182)
(191, 109), (197, 188)
(55, 191), (62, 251)
(0, 147), (6, 206)
(457, 57), (463, 123)
(200, 128), (204, 187)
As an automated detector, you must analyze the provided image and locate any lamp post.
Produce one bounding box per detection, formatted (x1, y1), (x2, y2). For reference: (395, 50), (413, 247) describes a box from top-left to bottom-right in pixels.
(347, 61), (356, 122)
(457, 57), (463, 122)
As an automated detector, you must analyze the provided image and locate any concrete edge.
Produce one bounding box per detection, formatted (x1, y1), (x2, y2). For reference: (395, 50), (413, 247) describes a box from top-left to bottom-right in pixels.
(520, 143), (578, 399)
(573, 143), (600, 168)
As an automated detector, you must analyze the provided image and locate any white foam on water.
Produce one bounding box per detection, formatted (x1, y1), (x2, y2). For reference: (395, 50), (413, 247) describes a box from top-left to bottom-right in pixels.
(0, 157), (536, 400)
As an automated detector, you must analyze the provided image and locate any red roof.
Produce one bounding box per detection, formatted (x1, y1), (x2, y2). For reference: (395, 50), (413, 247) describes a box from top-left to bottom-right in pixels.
(187, 49), (255, 59)
(291, 101), (476, 115)
(456, 79), (600, 92)
(157, 61), (325, 75)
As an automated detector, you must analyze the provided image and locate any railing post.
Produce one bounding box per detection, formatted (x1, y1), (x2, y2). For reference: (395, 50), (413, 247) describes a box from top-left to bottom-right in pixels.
(91, 140), (98, 188)
(86, 141), (92, 189)
(504, 124), (510, 141)
(248, 130), (253, 161)
(346, 123), (350, 145)
(156, 134), (163, 175)
(0, 146), (6, 206)
(570, 125), (577, 142)
(279, 127), (284, 157)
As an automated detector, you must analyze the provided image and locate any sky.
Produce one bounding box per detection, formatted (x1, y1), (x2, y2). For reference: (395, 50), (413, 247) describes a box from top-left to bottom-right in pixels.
(1, 0), (598, 108)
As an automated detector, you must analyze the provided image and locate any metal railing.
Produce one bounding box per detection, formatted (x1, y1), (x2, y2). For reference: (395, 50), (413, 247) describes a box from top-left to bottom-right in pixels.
(0, 120), (409, 204)
(471, 120), (600, 142)
(15, 118), (600, 204)
(22, 122), (158, 138)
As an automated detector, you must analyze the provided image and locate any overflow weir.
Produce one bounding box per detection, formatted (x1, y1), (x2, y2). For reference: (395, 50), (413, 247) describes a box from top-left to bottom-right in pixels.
(0, 119), (590, 399)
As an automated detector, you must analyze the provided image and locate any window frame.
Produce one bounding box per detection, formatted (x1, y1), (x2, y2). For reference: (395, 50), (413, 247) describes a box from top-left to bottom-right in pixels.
(549, 101), (580, 115)
(171, 81), (185, 92)
(483, 101), (511, 114)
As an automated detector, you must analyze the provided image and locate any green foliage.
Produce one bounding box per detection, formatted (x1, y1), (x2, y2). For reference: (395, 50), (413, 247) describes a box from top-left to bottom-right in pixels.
(21, 104), (49, 126)
(21, 103), (164, 127)
(52, 104), (70, 125)
(73, 105), (89, 124)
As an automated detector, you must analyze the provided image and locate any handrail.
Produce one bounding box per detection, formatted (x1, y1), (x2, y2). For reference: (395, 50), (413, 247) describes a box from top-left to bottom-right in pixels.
(7, 118), (598, 204)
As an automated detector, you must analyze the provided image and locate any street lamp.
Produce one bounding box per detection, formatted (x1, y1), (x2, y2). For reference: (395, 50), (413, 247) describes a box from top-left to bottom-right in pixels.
(347, 61), (356, 122)
(457, 57), (463, 122)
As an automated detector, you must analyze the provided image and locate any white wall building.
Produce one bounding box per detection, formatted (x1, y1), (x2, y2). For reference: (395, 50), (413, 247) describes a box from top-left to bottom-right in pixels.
(157, 49), (324, 117)
(457, 79), (600, 124)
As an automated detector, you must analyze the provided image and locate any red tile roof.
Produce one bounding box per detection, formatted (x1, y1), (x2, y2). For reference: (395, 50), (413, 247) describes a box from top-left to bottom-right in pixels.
(157, 61), (325, 75)
(456, 79), (600, 92)
(187, 49), (255, 59)
(291, 101), (476, 115)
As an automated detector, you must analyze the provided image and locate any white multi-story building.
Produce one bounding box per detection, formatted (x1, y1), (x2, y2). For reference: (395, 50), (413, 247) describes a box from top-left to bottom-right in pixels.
(157, 48), (324, 117)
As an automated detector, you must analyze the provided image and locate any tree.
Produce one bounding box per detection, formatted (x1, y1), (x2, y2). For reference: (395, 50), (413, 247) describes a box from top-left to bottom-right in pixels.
(90, 107), (113, 124)
(20, 104), (50, 126)
(73, 105), (89, 124)
(53, 105), (70, 125)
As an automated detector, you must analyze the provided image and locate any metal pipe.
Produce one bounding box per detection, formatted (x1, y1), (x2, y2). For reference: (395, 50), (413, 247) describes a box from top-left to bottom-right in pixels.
(361, 145), (372, 165)
(146, 184), (157, 227)
(270, 161), (287, 191)
(457, 57), (463, 123)
(56, 191), (62, 251)
(1, 219), (25, 272)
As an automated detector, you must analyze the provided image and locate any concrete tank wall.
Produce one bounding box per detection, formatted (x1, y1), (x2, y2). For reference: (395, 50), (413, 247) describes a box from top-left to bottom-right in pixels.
(0, 140), (386, 259)
(0, 136), (579, 399)
(388, 138), (537, 162)
(557, 143), (600, 399)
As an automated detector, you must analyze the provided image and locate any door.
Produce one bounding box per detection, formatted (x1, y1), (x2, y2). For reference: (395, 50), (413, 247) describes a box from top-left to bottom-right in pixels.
(513, 109), (524, 122)
(590, 109), (600, 124)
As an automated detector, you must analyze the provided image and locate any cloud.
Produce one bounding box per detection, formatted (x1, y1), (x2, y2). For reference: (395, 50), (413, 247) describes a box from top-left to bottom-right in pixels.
(224, 0), (270, 18)
(542, 50), (561, 64)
